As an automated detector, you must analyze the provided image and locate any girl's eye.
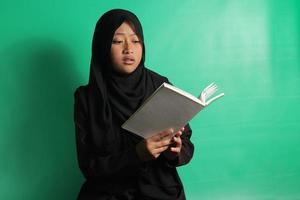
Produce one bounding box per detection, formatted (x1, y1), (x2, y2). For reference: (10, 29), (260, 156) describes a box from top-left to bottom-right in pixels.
(133, 40), (140, 43)
(112, 40), (123, 44)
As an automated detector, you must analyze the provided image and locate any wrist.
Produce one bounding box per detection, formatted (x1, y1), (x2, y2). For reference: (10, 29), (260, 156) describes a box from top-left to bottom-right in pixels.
(163, 149), (179, 161)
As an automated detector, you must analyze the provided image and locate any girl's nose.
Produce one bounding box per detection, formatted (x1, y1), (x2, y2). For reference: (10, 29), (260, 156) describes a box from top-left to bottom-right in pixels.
(123, 41), (133, 54)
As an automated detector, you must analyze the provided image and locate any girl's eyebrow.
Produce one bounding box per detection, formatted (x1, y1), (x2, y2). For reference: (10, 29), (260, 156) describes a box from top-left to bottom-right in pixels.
(114, 32), (137, 36)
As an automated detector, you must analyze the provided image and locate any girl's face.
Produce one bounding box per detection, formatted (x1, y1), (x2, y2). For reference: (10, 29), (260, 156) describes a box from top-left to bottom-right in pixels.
(110, 21), (143, 74)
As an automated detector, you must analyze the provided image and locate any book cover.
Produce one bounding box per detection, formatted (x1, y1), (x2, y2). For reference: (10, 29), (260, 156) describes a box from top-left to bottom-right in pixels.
(122, 82), (224, 138)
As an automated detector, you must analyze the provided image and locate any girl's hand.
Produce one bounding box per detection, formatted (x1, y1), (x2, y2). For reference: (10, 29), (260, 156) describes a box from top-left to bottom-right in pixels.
(163, 127), (184, 161)
(136, 129), (174, 162)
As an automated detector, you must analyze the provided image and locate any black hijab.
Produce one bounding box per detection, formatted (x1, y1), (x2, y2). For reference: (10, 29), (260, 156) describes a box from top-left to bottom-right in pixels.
(87, 9), (167, 153)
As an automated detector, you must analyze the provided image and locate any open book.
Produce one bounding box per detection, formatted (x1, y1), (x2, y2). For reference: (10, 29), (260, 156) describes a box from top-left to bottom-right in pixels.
(122, 82), (224, 138)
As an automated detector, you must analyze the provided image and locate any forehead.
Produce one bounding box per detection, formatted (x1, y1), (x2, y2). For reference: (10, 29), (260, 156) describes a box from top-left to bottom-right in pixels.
(114, 21), (137, 35)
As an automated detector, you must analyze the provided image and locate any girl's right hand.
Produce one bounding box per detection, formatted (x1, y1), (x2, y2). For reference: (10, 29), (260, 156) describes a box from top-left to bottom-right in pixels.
(136, 129), (174, 162)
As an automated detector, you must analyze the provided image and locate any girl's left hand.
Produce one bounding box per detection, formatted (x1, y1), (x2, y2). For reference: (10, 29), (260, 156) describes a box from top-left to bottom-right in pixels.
(163, 127), (184, 161)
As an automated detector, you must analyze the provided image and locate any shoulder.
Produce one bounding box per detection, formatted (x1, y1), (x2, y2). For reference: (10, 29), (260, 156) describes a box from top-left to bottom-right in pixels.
(74, 85), (88, 100)
(145, 68), (171, 85)
(74, 85), (89, 115)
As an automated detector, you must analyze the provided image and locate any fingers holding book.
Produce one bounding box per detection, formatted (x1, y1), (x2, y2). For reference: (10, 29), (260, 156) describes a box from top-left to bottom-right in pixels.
(135, 129), (173, 161)
(163, 127), (184, 161)
(135, 127), (184, 162)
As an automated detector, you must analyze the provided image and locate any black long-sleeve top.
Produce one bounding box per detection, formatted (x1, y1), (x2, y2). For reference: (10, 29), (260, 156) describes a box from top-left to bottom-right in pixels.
(74, 86), (194, 200)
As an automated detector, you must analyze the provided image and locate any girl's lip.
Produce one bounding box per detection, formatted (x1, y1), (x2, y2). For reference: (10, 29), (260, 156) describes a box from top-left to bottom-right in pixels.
(123, 57), (135, 64)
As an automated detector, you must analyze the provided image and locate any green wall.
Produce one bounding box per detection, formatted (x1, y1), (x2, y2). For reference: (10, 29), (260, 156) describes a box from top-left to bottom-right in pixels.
(1, 0), (299, 199)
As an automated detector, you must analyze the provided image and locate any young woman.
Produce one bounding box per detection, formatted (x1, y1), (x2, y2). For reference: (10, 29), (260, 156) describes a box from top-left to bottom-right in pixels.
(74, 9), (194, 200)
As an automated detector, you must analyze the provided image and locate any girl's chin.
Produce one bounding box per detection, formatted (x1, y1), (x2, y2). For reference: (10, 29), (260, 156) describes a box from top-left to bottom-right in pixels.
(114, 65), (139, 74)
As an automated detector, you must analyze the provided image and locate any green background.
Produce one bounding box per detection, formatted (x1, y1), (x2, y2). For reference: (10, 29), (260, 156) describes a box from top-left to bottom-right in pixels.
(1, 0), (299, 199)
